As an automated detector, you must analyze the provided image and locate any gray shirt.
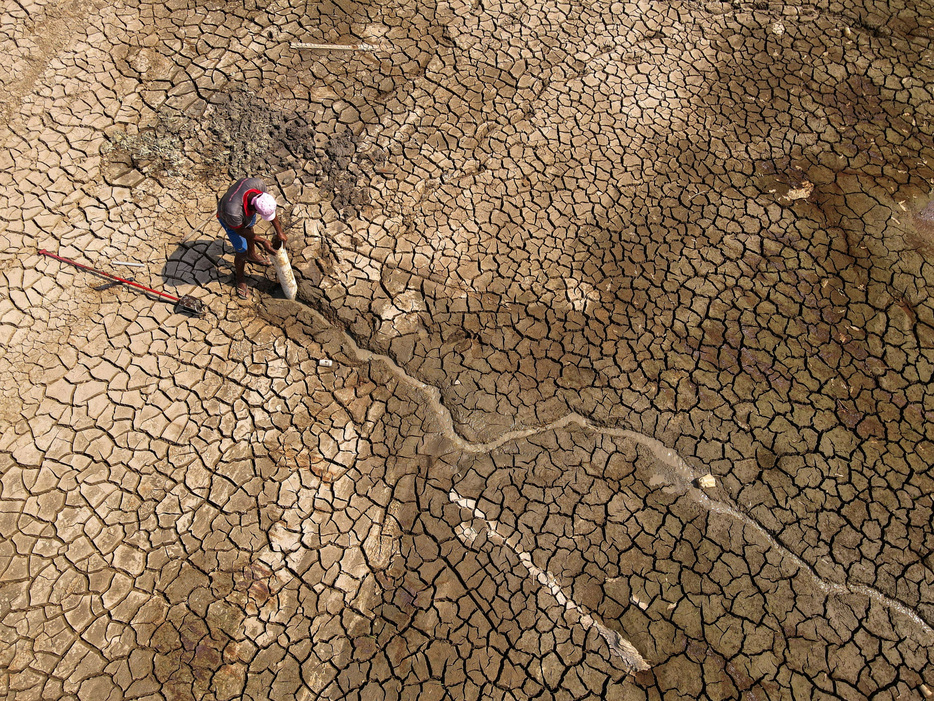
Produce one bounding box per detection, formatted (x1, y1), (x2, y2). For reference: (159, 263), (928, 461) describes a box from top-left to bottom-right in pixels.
(217, 177), (267, 229)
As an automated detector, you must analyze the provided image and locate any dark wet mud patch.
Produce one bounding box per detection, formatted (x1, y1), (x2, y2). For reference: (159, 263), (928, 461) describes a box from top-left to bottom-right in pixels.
(101, 88), (383, 218)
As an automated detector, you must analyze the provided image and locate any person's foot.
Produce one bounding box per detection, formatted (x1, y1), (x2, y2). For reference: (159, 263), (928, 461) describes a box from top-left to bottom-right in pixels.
(247, 253), (270, 266)
(236, 283), (249, 299)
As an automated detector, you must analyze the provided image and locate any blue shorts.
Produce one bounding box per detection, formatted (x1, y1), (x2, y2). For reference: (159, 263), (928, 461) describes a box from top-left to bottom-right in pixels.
(217, 213), (256, 254)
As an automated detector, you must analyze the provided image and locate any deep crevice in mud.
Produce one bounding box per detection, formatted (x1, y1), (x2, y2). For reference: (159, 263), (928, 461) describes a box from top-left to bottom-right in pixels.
(258, 286), (934, 642)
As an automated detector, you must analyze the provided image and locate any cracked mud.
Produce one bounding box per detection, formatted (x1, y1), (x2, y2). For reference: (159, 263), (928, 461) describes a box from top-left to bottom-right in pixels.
(2, 0), (934, 699)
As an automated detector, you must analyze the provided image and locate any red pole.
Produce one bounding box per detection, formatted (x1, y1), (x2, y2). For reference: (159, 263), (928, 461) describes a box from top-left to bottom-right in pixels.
(38, 249), (183, 304)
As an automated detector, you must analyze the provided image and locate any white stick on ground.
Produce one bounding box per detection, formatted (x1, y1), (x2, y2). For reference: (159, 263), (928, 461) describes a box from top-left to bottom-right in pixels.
(290, 42), (379, 51)
(449, 489), (650, 674)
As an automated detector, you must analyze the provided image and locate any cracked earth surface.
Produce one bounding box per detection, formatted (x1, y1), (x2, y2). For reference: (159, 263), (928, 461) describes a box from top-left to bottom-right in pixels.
(2, 0), (934, 699)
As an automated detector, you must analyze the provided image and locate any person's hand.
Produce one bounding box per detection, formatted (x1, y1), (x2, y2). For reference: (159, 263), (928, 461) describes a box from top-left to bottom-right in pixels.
(276, 231), (288, 245)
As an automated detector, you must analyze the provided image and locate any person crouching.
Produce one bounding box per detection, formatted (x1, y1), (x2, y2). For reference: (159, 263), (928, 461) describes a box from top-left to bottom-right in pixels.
(216, 177), (287, 298)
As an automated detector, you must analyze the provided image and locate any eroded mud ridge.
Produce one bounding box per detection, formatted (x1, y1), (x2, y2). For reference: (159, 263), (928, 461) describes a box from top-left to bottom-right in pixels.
(2, 0), (934, 698)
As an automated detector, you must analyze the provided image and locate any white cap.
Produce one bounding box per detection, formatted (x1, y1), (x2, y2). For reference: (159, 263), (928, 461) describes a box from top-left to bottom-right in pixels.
(254, 192), (277, 221)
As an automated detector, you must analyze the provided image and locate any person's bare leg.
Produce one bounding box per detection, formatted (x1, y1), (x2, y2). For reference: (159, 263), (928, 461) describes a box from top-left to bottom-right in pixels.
(234, 252), (248, 297)
(243, 229), (271, 265)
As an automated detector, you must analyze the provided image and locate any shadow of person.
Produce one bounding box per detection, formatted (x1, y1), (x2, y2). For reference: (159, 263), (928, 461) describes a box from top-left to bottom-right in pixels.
(161, 237), (230, 289)
(162, 238), (278, 297)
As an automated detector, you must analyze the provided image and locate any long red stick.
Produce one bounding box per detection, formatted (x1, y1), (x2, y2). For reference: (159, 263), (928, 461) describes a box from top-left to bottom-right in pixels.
(38, 249), (182, 303)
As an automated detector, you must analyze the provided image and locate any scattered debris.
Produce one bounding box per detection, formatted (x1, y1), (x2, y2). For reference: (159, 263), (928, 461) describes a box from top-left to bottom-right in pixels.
(112, 260), (145, 267)
(631, 594), (649, 610)
(696, 474), (716, 488)
(318, 358), (334, 367)
(921, 684), (933, 700)
(785, 181), (814, 200)
(102, 125), (185, 176)
(761, 163), (815, 202)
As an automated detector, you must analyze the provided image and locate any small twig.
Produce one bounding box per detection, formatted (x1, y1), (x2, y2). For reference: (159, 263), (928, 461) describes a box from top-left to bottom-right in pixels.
(95, 276), (134, 291)
(179, 216), (215, 248)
